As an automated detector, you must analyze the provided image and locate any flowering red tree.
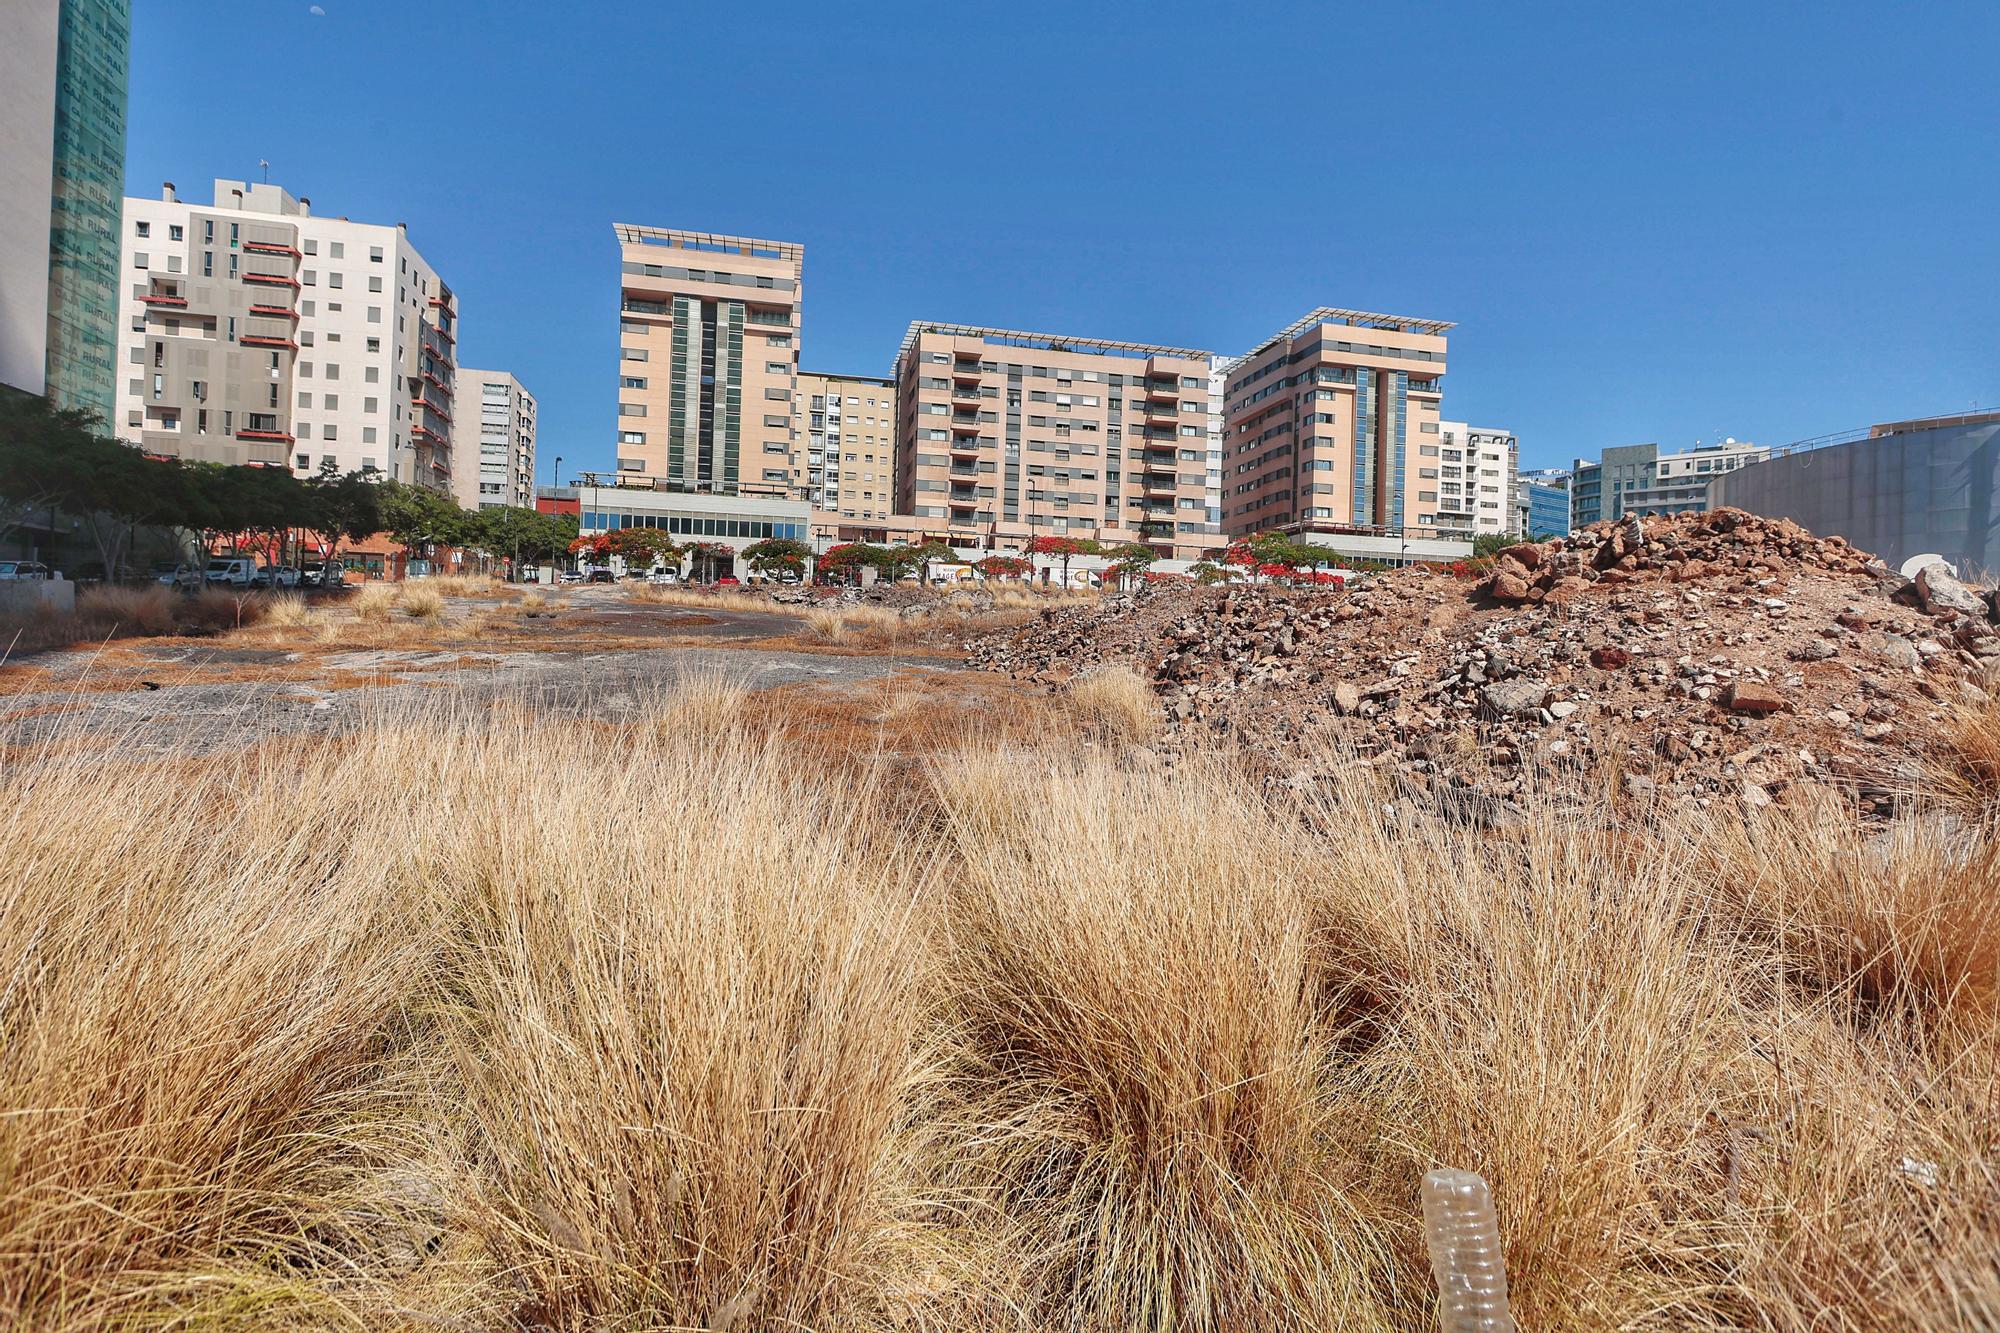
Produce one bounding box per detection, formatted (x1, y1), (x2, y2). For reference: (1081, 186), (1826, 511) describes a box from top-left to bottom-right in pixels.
(683, 540), (734, 584)
(818, 542), (889, 584)
(1027, 534), (1098, 587)
(974, 554), (1032, 581)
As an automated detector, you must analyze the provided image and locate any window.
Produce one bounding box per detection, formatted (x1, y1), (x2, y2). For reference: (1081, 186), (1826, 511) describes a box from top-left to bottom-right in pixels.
(302, 268), (316, 285)
(329, 241), (344, 259)
(297, 453), (310, 470)
(621, 348), (648, 361)
(765, 361), (789, 374)
(369, 246), (383, 262)
(227, 254), (238, 278)
(298, 391), (312, 408)
(322, 394), (338, 411)
(364, 366), (379, 383)
(368, 276), (382, 292)
(365, 337), (380, 353)
(620, 376), (647, 389)
(324, 363), (339, 381)
(303, 238), (317, 255)
(366, 306), (381, 323)
(618, 404), (646, 417)
(323, 424), (337, 440)
(327, 272), (343, 289)
(135, 220), (149, 237)
(618, 431), (645, 445)
(132, 251), (148, 268)
(363, 396), (377, 413)
(362, 427), (377, 444)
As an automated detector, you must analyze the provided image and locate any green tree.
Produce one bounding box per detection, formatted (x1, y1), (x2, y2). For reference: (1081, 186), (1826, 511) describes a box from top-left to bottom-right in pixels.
(1100, 541), (1158, 590)
(1472, 532), (1513, 559)
(908, 539), (957, 585)
(379, 481), (469, 569)
(1028, 534), (1099, 588)
(684, 540), (734, 584)
(818, 542), (889, 585)
(306, 463), (384, 576)
(742, 536), (811, 580)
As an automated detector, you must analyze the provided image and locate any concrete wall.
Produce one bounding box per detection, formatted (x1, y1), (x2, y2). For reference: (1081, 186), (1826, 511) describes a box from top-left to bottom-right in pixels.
(1711, 419), (2000, 577)
(0, 577), (76, 616)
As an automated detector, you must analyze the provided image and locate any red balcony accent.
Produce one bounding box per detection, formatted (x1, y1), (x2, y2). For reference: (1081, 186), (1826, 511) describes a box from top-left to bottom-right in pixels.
(411, 424), (444, 442)
(243, 240), (302, 258)
(421, 370), (454, 396)
(248, 303), (299, 320)
(236, 428), (295, 443)
(240, 334), (297, 350)
(139, 293), (188, 307)
(242, 271), (301, 288)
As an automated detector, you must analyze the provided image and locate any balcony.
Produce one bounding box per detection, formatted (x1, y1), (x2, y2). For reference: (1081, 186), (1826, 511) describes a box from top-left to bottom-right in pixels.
(243, 240), (301, 258)
(947, 495), (978, 510)
(139, 292), (187, 307)
(236, 427), (294, 444)
(1145, 381), (1179, 401)
(248, 303), (298, 320)
(242, 271), (301, 289)
(949, 417), (983, 434)
(240, 333), (297, 350)
(1408, 379), (1442, 396)
(947, 440), (984, 457)
(1143, 477), (1178, 496)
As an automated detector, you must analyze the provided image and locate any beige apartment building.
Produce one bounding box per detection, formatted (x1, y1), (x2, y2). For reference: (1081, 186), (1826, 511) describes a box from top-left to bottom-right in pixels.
(613, 225), (801, 497)
(113, 180), (458, 488)
(1221, 308), (1466, 562)
(795, 370), (895, 518)
(452, 369), (537, 509)
(892, 323), (1219, 560)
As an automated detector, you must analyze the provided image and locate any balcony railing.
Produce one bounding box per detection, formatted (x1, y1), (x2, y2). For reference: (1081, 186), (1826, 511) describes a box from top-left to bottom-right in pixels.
(240, 334), (297, 350)
(243, 240), (301, 258)
(139, 293), (187, 307)
(248, 303), (298, 319)
(236, 427), (294, 443)
(242, 271), (301, 288)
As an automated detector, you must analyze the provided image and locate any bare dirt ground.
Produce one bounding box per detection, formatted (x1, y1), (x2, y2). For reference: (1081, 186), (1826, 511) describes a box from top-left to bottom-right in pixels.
(0, 585), (997, 757)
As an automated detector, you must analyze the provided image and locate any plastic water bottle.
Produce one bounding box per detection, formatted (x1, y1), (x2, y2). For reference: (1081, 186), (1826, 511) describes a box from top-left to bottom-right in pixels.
(1421, 1168), (1517, 1331)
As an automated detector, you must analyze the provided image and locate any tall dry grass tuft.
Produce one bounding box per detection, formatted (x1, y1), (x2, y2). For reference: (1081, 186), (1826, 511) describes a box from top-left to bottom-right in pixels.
(74, 584), (177, 636)
(397, 584), (446, 621)
(350, 582), (397, 622)
(431, 717), (934, 1329)
(420, 573), (505, 598)
(259, 590), (311, 628)
(803, 606), (852, 643)
(0, 731), (453, 1326)
(926, 748), (1388, 1329)
(1062, 662), (1160, 744)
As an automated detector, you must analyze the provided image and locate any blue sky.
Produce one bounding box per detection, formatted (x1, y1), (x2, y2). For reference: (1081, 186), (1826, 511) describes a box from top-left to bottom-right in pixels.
(127, 0), (1999, 479)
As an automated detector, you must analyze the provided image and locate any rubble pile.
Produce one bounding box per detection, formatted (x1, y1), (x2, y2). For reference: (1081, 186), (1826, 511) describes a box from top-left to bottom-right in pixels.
(968, 510), (2000, 814)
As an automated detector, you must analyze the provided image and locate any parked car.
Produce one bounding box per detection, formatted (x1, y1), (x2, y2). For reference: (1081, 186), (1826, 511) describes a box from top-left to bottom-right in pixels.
(0, 561), (50, 581)
(558, 570), (584, 585)
(715, 575), (741, 587)
(588, 568), (616, 583)
(300, 561), (343, 588)
(151, 561), (201, 590)
(253, 565), (303, 589)
(647, 568), (679, 585)
(203, 557), (262, 588)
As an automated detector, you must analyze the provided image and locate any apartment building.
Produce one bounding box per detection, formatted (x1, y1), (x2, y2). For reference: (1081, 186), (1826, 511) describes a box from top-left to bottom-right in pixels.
(452, 369), (537, 509)
(795, 370), (895, 518)
(1, 0), (128, 413)
(112, 180), (459, 489)
(1221, 308), (1466, 563)
(1571, 439), (1768, 526)
(893, 323), (1218, 560)
(1434, 422), (1519, 538)
(612, 225), (802, 497)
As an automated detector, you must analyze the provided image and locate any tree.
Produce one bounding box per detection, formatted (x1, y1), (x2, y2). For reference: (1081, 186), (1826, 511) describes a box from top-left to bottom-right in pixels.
(308, 464), (384, 576)
(604, 524), (681, 571)
(742, 537), (811, 580)
(684, 540), (734, 584)
(1099, 542), (1157, 590)
(0, 391), (95, 551)
(1472, 532), (1513, 559)
(1188, 560), (1228, 585)
(379, 481), (469, 565)
(973, 554), (1032, 581)
(1028, 534), (1099, 588)
(818, 542), (890, 585)
(902, 539), (958, 586)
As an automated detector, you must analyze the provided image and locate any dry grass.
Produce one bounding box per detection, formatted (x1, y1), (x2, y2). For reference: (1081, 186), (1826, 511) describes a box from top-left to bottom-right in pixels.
(0, 684), (1997, 1327)
(1062, 662), (1161, 744)
(398, 584), (445, 621)
(0, 585), (288, 655)
(623, 583), (789, 615)
(419, 573), (509, 598)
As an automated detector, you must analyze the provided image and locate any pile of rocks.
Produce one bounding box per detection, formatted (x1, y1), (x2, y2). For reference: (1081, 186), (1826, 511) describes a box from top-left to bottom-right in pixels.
(968, 510), (2000, 815)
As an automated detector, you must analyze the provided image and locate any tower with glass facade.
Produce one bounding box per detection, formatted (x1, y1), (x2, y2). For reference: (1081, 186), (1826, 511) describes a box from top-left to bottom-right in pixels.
(45, 0), (130, 424)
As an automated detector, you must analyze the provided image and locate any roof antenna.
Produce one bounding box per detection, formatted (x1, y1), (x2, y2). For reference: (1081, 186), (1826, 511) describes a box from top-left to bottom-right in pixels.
(259, 158), (270, 184)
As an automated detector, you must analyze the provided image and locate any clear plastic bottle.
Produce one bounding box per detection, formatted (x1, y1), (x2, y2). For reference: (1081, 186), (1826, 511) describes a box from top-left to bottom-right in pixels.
(1421, 1168), (1518, 1332)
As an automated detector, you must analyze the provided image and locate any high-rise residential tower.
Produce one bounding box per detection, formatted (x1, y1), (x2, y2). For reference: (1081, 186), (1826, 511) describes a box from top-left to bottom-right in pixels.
(113, 180), (458, 489)
(795, 370), (895, 519)
(1, 0), (128, 414)
(453, 369), (537, 509)
(892, 322), (1218, 560)
(1220, 308), (1464, 563)
(1435, 421), (1519, 538)
(612, 225), (802, 496)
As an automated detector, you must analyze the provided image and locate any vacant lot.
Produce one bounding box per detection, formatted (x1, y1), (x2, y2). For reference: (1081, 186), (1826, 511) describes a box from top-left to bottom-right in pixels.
(1, 575), (1996, 1330)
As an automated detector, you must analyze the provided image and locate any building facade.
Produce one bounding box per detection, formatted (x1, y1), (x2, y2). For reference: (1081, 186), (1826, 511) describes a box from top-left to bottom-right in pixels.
(1711, 412), (2000, 575)
(1517, 467), (1571, 538)
(1220, 308), (1466, 563)
(613, 225), (802, 498)
(453, 369), (536, 509)
(892, 322), (1220, 560)
(1435, 421), (1518, 538)
(795, 370), (895, 519)
(1571, 439), (1768, 526)
(112, 180), (458, 487)
(2, 0), (128, 411)
(566, 476), (809, 577)
(44, 0), (128, 421)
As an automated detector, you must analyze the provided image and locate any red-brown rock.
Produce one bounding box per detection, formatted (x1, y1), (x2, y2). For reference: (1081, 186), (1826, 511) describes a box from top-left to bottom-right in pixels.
(1590, 645), (1631, 669)
(1725, 681), (1787, 714)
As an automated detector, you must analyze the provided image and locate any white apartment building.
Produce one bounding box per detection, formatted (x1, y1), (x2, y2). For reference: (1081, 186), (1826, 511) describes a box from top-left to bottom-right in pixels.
(1436, 421), (1519, 538)
(113, 179), (458, 489)
(453, 369), (536, 509)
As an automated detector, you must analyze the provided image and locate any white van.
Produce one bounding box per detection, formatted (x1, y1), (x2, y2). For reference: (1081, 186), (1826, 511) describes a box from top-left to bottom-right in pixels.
(204, 557), (262, 588)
